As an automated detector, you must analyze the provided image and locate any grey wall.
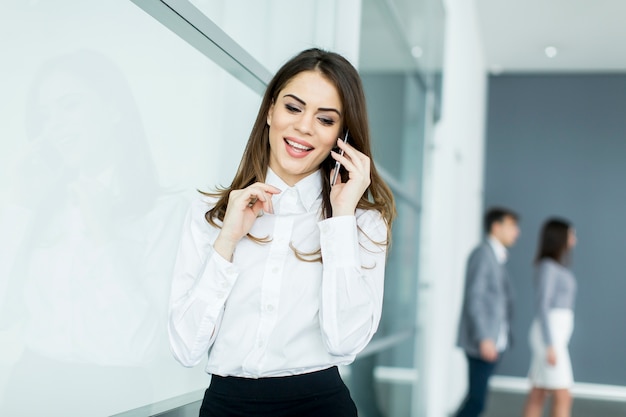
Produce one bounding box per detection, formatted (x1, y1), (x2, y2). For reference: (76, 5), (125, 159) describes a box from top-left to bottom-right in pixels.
(484, 74), (626, 386)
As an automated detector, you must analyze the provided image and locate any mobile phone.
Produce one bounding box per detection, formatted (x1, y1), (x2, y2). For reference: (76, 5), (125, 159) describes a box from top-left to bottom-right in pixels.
(331, 129), (349, 186)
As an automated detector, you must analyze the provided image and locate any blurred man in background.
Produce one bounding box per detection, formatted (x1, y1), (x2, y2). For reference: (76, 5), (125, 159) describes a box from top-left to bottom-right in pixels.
(455, 207), (520, 417)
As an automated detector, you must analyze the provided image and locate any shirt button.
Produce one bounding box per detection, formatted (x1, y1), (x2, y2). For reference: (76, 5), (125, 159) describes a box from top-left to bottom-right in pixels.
(220, 281), (229, 288)
(226, 267), (235, 275)
(217, 292), (226, 299)
(271, 267), (279, 274)
(266, 305), (274, 312)
(257, 340), (264, 347)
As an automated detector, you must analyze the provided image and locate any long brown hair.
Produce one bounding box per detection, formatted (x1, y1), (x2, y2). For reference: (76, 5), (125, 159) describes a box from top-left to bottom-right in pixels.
(203, 48), (395, 246)
(535, 217), (573, 265)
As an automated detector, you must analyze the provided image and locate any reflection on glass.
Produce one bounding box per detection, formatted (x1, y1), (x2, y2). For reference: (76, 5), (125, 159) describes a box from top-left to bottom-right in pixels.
(0, 49), (187, 416)
(348, 74), (426, 414)
(350, 354), (385, 417)
(350, 0), (436, 415)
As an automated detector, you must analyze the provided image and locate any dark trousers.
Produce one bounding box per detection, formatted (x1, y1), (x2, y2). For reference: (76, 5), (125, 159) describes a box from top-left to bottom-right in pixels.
(199, 366), (357, 417)
(454, 354), (500, 417)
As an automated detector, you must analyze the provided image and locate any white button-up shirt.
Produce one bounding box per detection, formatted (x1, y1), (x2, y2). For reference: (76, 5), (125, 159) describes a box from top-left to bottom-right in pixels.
(168, 169), (388, 377)
(488, 236), (508, 265)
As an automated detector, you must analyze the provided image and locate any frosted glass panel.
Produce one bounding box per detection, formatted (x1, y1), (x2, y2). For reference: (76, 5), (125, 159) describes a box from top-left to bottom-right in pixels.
(0, 0), (259, 415)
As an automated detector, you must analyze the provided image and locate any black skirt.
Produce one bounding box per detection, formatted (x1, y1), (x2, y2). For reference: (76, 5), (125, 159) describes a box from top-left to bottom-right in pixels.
(199, 366), (358, 417)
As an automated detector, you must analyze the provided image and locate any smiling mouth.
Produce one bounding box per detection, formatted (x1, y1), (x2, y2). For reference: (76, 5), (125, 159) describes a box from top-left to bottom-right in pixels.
(285, 138), (313, 152)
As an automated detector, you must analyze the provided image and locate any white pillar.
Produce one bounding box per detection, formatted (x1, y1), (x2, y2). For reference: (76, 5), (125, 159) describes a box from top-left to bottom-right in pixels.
(413, 0), (487, 415)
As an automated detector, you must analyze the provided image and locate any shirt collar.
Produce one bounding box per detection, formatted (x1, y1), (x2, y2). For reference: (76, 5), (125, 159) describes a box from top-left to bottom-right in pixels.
(488, 236), (508, 264)
(265, 168), (323, 213)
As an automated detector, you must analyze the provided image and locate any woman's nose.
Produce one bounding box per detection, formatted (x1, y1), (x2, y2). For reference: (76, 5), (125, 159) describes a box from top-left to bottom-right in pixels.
(295, 114), (314, 135)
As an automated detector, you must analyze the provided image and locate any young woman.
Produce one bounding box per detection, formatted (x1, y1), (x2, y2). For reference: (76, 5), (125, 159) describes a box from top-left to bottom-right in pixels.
(523, 218), (578, 417)
(168, 48), (396, 417)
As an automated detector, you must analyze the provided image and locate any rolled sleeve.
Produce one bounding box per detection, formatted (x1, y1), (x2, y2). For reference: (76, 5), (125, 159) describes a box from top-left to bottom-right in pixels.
(318, 216), (360, 267)
(318, 211), (387, 357)
(168, 199), (239, 367)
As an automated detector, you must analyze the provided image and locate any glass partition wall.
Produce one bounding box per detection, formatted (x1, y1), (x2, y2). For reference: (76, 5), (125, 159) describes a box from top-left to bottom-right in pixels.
(0, 0), (444, 415)
(352, 1), (444, 416)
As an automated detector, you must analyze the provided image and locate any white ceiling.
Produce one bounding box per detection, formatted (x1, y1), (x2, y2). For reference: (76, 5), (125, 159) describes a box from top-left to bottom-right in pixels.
(476, 0), (626, 73)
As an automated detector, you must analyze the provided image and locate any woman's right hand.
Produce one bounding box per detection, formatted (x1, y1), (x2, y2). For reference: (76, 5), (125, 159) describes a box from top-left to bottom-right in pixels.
(546, 346), (557, 366)
(213, 182), (280, 261)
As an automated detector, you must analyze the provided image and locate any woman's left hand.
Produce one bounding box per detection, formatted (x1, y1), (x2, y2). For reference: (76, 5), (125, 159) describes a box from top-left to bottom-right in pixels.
(330, 138), (371, 216)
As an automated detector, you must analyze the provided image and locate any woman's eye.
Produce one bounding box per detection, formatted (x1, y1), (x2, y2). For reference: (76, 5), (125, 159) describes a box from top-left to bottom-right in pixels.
(318, 117), (335, 126)
(285, 103), (300, 113)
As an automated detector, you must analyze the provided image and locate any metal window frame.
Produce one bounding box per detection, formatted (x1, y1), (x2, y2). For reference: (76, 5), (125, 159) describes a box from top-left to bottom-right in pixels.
(130, 0), (272, 94)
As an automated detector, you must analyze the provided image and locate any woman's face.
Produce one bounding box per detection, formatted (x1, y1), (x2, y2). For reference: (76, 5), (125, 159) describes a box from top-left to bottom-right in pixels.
(267, 70), (342, 186)
(567, 227), (577, 249)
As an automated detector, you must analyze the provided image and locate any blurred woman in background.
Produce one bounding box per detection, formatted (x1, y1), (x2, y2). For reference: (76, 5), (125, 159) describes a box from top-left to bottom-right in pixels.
(523, 218), (578, 417)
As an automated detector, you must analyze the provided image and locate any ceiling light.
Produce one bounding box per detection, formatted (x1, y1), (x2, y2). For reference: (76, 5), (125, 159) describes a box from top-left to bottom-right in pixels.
(544, 46), (558, 58)
(411, 46), (423, 59)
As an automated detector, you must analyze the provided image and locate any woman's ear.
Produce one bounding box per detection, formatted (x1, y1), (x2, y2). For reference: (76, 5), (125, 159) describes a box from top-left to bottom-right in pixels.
(266, 101), (274, 126)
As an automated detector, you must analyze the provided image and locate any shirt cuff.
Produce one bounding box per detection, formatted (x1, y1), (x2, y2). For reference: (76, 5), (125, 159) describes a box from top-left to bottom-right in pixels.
(318, 216), (360, 267)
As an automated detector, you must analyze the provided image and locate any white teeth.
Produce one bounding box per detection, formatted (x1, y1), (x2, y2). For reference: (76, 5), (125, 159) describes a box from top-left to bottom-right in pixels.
(286, 139), (312, 151)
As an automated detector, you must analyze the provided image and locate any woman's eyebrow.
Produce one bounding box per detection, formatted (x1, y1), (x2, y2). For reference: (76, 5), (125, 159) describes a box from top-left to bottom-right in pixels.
(283, 94), (341, 116)
(283, 93), (306, 105)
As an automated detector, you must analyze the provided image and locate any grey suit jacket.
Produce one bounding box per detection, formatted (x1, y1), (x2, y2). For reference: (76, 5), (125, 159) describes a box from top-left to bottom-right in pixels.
(456, 241), (514, 358)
